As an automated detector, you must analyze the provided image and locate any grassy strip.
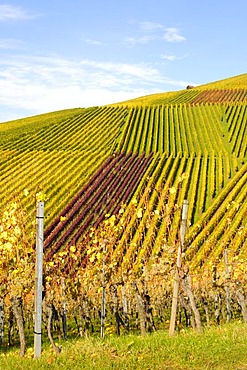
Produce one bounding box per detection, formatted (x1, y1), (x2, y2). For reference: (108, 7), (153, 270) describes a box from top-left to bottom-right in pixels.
(0, 322), (246, 369)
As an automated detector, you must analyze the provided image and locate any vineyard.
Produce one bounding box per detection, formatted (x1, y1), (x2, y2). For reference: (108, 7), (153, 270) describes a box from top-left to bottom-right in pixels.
(0, 73), (247, 355)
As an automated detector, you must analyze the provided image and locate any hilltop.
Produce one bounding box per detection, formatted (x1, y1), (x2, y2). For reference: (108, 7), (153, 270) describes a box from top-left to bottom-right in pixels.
(111, 73), (247, 106)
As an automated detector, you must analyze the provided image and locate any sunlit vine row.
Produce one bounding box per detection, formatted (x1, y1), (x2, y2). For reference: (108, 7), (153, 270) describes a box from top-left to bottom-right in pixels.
(43, 152), (153, 261)
(186, 163), (247, 267)
(116, 103), (245, 157)
(190, 89), (247, 104)
(1, 107), (128, 153)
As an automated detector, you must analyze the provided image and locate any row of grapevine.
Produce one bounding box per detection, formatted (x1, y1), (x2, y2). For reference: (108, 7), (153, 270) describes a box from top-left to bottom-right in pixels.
(109, 154), (180, 272)
(186, 162), (247, 269)
(0, 108), (94, 150)
(0, 106), (128, 153)
(196, 73), (247, 90)
(45, 153), (240, 269)
(0, 108), (85, 145)
(116, 104), (245, 157)
(110, 153), (242, 273)
(43, 153), (192, 271)
(90, 154), (246, 277)
(27, 146), (243, 270)
(1, 181), (246, 354)
(117, 89), (201, 106)
(187, 161), (247, 238)
(121, 89), (247, 107)
(188, 185), (247, 272)
(190, 89), (247, 104)
(0, 106), (132, 229)
(0, 149), (109, 228)
(44, 152), (153, 261)
(225, 104), (247, 158)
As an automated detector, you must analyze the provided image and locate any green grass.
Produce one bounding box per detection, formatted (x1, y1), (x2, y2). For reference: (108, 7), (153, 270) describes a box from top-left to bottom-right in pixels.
(1, 322), (246, 369)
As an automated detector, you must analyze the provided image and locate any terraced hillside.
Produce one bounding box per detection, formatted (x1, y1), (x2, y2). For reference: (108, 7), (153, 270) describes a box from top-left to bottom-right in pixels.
(0, 73), (246, 275)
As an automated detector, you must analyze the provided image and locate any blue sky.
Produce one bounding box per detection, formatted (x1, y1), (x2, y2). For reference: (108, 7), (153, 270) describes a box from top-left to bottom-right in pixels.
(0, 0), (246, 122)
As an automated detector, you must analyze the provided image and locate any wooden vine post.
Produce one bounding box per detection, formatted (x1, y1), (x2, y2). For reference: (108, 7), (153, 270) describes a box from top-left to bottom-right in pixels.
(34, 201), (44, 358)
(62, 278), (67, 339)
(169, 199), (189, 336)
(224, 248), (231, 322)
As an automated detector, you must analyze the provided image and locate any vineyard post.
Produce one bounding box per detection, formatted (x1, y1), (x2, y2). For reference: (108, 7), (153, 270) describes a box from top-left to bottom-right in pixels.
(122, 284), (129, 332)
(34, 201), (44, 358)
(169, 199), (189, 336)
(100, 241), (107, 338)
(0, 297), (4, 344)
(62, 278), (67, 339)
(224, 249), (231, 322)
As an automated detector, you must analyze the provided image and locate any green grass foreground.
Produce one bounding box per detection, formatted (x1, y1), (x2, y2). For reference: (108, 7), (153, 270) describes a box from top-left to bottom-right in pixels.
(0, 322), (247, 369)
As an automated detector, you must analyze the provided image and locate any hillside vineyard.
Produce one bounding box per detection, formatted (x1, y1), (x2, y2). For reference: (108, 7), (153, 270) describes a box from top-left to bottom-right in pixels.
(0, 74), (246, 274)
(0, 73), (247, 350)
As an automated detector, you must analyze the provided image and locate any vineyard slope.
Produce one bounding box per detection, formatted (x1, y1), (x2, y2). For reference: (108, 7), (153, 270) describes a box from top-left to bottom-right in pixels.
(0, 73), (246, 272)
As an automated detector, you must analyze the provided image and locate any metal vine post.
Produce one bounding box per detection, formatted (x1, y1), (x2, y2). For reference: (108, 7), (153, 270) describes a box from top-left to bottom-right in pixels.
(34, 201), (44, 358)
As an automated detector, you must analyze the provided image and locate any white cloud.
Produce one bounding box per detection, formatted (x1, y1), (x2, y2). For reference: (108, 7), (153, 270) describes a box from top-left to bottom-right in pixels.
(138, 21), (164, 32)
(85, 38), (106, 46)
(0, 4), (35, 21)
(124, 35), (154, 46)
(0, 38), (25, 50)
(163, 28), (186, 43)
(161, 54), (179, 61)
(125, 21), (186, 46)
(161, 53), (188, 61)
(0, 54), (191, 121)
